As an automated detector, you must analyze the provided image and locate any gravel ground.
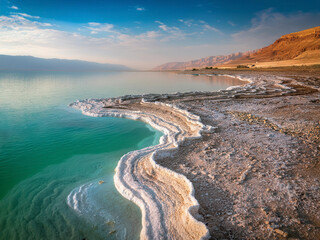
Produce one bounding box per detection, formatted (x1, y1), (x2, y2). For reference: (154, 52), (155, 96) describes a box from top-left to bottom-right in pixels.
(154, 71), (320, 239)
(100, 70), (320, 240)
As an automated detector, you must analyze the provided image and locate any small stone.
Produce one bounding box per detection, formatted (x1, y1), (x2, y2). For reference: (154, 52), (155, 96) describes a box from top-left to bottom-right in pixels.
(274, 229), (288, 238)
(106, 221), (115, 226)
(208, 174), (215, 180)
(200, 170), (207, 175)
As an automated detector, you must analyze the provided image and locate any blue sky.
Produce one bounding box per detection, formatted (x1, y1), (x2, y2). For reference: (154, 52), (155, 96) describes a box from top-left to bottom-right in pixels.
(0, 0), (319, 69)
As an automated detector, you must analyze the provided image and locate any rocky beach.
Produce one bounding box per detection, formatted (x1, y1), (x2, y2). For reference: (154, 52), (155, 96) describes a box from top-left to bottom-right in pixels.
(71, 69), (320, 240)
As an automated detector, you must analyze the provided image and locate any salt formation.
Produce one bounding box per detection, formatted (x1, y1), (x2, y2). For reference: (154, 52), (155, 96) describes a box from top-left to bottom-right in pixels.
(70, 98), (212, 240)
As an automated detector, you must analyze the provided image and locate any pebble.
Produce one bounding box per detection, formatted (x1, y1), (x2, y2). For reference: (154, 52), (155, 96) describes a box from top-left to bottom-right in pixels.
(208, 174), (215, 180)
(108, 230), (117, 235)
(274, 229), (288, 238)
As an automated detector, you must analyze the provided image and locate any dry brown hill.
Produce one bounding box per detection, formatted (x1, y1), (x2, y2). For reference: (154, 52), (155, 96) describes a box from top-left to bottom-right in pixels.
(223, 26), (320, 67)
(154, 26), (320, 70)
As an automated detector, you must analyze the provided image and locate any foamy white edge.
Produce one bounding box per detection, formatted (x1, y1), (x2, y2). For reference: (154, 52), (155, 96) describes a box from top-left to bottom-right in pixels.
(69, 73), (295, 239)
(70, 99), (212, 240)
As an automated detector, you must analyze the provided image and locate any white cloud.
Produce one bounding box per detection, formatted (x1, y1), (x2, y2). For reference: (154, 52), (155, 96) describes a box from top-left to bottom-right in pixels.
(159, 25), (168, 31)
(0, 14), (226, 68)
(2, 9), (318, 69)
(86, 23), (115, 34)
(0, 15), (171, 68)
(17, 13), (40, 19)
(199, 20), (221, 33)
(232, 9), (320, 50)
(155, 20), (164, 25)
(202, 23), (220, 33)
(155, 21), (169, 32)
(228, 21), (236, 27)
(136, 7), (145, 11)
(0, 15), (47, 29)
(155, 21), (186, 41)
(88, 22), (101, 26)
(41, 23), (53, 27)
(178, 19), (195, 27)
(10, 6), (18, 10)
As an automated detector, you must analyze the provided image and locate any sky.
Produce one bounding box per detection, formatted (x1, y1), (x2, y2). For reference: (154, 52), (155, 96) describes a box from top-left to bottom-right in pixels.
(0, 0), (319, 69)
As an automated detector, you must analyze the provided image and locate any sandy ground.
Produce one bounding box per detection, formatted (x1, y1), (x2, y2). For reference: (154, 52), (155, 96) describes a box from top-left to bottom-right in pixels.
(219, 55), (320, 69)
(85, 70), (319, 240)
(155, 70), (320, 239)
(220, 59), (320, 69)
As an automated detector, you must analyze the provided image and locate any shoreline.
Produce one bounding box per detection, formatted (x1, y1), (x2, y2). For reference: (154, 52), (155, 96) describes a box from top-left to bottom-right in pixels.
(70, 99), (212, 239)
(71, 70), (319, 239)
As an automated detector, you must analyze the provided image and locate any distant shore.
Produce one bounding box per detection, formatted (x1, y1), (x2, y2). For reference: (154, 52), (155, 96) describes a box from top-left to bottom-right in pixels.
(72, 69), (320, 239)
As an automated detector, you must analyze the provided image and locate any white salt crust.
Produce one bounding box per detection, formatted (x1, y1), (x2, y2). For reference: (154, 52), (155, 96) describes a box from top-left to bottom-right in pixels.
(69, 73), (298, 239)
(70, 99), (212, 240)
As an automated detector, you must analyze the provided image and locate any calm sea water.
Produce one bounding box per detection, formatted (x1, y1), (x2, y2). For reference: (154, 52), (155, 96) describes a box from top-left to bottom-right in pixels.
(0, 71), (243, 239)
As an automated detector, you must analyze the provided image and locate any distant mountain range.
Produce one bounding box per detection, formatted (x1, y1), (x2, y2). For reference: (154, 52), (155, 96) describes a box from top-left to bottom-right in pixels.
(153, 52), (254, 70)
(154, 26), (320, 70)
(0, 55), (131, 71)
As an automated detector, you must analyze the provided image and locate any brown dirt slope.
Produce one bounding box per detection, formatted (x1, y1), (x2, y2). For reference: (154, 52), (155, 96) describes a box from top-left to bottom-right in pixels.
(154, 26), (320, 70)
(225, 26), (320, 66)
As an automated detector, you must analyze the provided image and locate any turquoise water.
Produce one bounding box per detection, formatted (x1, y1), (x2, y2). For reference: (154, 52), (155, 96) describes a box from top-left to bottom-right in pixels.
(0, 71), (243, 239)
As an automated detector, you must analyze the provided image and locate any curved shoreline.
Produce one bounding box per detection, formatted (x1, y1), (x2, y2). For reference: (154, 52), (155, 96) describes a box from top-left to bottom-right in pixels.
(69, 72), (316, 239)
(69, 74), (281, 240)
(70, 99), (214, 239)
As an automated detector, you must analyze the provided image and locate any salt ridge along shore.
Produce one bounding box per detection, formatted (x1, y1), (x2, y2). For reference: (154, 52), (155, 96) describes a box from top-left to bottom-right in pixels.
(70, 71), (320, 239)
(70, 98), (214, 239)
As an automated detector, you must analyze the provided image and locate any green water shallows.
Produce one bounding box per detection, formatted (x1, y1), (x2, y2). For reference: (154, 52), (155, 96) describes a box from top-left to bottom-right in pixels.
(0, 71), (243, 239)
